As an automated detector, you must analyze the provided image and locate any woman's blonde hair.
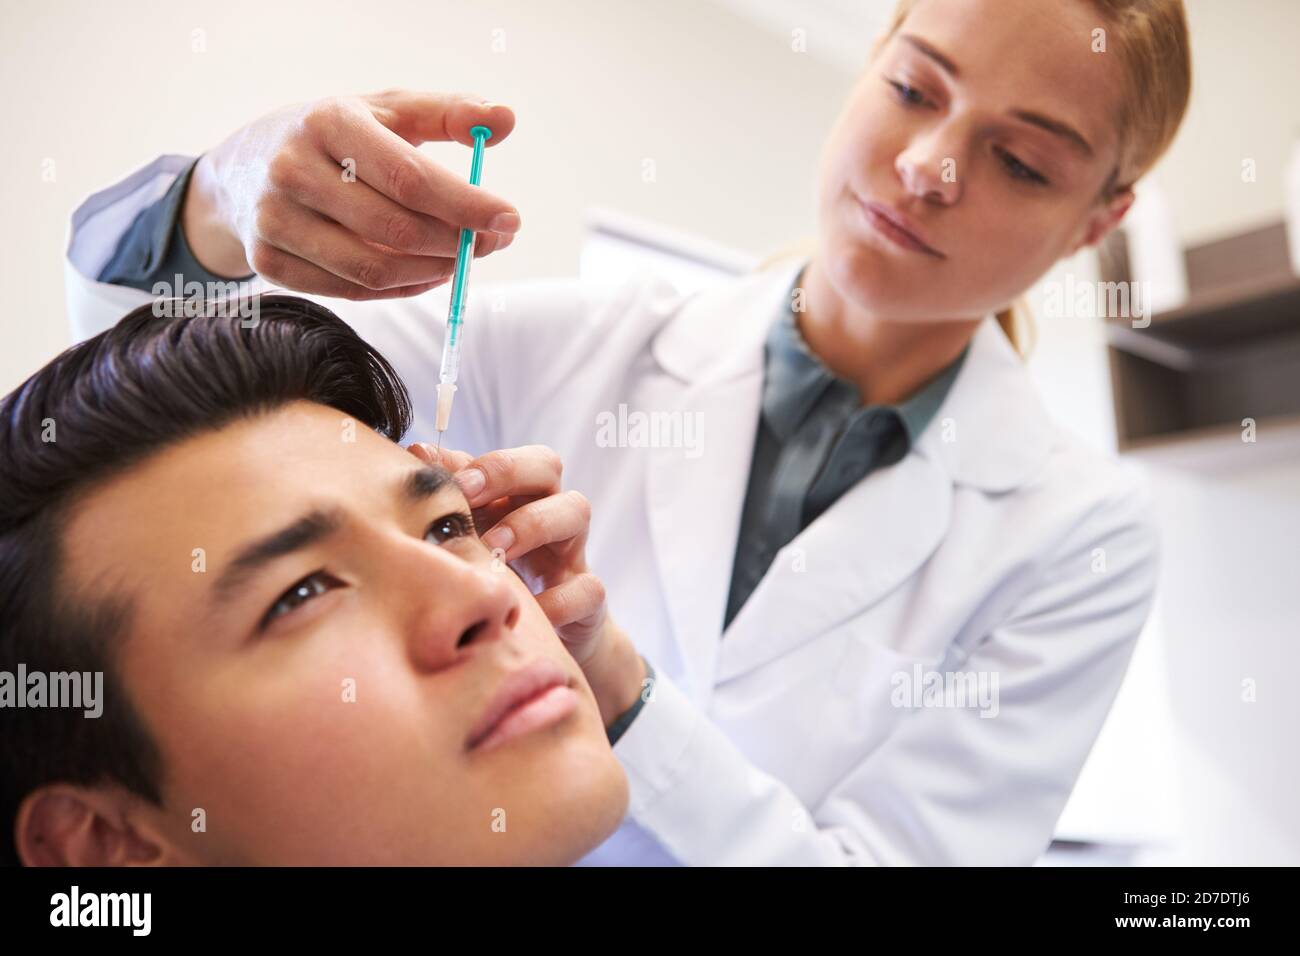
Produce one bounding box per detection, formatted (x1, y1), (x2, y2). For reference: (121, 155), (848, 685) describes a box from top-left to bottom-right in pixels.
(765, 0), (1193, 358)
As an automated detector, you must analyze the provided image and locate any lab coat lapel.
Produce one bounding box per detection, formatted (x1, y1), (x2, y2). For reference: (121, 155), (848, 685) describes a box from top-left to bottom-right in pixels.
(716, 445), (953, 682)
(643, 373), (763, 703)
(643, 261), (803, 704)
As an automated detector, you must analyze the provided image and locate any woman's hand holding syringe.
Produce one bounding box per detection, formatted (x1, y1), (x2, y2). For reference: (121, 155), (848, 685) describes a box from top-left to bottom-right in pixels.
(179, 90), (522, 299)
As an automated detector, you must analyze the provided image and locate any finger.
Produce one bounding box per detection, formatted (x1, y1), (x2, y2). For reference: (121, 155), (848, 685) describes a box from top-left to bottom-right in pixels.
(249, 242), (450, 301)
(406, 442), (474, 474)
(260, 203), (458, 291)
(480, 490), (591, 561)
(366, 90), (517, 148)
(455, 445), (563, 507)
(321, 105), (521, 234)
(290, 155), (462, 257)
(468, 494), (540, 540)
(472, 230), (515, 258)
(535, 573), (606, 630)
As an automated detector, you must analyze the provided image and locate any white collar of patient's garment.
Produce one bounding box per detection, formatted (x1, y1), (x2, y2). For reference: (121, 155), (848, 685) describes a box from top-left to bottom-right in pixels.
(649, 258), (1060, 493)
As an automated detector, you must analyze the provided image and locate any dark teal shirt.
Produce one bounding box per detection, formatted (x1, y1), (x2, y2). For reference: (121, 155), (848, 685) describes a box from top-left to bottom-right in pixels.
(723, 266), (968, 629)
(98, 159), (255, 291)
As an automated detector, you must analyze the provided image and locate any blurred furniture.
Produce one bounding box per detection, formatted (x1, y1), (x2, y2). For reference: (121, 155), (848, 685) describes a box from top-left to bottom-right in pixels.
(1102, 220), (1300, 449)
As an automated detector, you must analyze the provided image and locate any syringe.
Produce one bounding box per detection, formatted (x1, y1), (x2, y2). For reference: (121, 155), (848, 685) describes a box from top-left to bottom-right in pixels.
(435, 124), (493, 450)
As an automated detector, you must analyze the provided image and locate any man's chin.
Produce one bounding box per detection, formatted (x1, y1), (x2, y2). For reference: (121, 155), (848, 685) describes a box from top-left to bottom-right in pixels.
(469, 730), (630, 865)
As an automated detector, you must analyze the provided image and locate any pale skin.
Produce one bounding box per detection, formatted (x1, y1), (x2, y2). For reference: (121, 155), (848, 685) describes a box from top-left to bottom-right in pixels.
(16, 405), (634, 866)
(175, 0), (1138, 732)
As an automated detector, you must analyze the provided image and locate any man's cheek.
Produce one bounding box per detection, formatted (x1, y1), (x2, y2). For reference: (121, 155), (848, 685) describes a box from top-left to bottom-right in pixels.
(190, 669), (422, 798)
(508, 577), (558, 640)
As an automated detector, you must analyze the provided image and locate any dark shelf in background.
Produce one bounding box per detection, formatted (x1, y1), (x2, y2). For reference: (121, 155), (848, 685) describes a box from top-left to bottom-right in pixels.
(1100, 220), (1300, 450)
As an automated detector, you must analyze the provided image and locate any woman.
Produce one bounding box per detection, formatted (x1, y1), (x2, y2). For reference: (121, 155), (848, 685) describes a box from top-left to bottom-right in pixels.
(64, 0), (1192, 864)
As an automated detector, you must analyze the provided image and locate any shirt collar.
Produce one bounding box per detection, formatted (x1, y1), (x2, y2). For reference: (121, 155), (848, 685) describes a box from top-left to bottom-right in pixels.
(761, 264), (970, 444)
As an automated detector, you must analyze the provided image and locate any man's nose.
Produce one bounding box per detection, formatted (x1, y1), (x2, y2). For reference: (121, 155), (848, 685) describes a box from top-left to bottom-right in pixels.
(895, 122), (965, 205)
(395, 546), (522, 672)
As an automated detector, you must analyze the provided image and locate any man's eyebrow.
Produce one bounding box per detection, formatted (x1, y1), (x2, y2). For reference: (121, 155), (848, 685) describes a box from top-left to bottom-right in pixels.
(403, 465), (455, 502)
(897, 32), (1095, 157)
(213, 508), (344, 601)
(210, 466), (457, 603)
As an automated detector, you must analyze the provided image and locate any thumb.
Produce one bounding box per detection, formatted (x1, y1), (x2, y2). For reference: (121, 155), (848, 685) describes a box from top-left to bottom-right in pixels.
(366, 90), (517, 148)
(405, 442), (474, 474)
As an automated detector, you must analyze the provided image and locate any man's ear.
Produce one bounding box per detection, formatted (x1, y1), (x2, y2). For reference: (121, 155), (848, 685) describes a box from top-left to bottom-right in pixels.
(1068, 184), (1135, 257)
(15, 783), (188, 867)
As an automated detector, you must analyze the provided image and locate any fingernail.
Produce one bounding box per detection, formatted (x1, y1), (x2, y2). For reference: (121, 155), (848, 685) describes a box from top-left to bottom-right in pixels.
(481, 526), (514, 553)
(455, 467), (485, 498)
(489, 212), (521, 235)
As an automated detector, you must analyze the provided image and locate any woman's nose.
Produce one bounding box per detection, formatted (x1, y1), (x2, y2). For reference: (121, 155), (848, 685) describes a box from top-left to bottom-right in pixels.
(895, 126), (964, 205)
(397, 547), (523, 673)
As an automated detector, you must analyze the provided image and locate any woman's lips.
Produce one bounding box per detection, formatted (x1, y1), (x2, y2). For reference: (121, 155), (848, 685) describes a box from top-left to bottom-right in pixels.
(467, 659), (579, 753)
(856, 197), (945, 258)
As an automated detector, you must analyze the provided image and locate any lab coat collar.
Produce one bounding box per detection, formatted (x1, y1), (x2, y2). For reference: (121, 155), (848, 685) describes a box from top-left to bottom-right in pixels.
(651, 257), (804, 386)
(649, 259), (1058, 493)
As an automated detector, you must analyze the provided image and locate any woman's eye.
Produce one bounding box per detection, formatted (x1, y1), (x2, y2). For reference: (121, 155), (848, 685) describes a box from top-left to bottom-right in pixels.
(425, 511), (476, 545)
(262, 571), (341, 629)
(995, 146), (1049, 186)
(886, 78), (929, 108)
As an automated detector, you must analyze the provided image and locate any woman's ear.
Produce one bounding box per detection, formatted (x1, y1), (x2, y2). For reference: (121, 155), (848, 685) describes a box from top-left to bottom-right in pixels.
(15, 783), (187, 867)
(1068, 184), (1136, 256)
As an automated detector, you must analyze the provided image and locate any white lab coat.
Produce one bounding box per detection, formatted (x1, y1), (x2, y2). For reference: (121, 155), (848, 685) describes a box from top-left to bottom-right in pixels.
(64, 156), (1159, 866)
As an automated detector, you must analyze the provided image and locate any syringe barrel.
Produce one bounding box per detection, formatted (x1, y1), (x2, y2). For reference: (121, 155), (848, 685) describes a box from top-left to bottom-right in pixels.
(435, 127), (491, 390)
(439, 318), (463, 383)
(438, 226), (475, 383)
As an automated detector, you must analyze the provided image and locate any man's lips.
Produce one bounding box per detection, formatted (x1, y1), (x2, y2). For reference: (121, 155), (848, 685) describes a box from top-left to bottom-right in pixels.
(856, 197), (945, 258)
(466, 658), (579, 753)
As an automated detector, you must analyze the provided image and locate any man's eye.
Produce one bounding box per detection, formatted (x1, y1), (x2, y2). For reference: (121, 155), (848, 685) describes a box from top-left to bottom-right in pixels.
(995, 146), (1049, 186)
(886, 78), (930, 108)
(262, 572), (342, 629)
(425, 511), (476, 545)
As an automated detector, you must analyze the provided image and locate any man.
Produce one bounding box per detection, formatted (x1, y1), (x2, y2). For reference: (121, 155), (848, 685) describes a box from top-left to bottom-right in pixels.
(0, 295), (638, 865)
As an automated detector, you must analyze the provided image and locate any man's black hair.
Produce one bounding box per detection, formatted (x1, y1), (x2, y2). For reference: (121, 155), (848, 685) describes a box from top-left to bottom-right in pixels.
(0, 295), (411, 865)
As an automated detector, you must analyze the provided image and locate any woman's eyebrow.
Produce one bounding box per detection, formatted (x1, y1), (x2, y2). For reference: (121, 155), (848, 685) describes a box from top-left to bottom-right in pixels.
(1009, 108), (1095, 157)
(899, 33), (961, 77)
(897, 32), (1095, 157)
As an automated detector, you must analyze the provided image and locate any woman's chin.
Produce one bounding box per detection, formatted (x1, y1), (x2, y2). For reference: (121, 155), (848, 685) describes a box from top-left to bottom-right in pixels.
(824, 241), (911, 312)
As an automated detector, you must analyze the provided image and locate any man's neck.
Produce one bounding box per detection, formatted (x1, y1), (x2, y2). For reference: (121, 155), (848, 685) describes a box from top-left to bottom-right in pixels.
(798, 257), (983, 408)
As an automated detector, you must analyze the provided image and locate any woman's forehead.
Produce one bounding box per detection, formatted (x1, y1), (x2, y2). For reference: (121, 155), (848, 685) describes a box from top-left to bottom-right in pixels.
(887, 0), (1122, 160)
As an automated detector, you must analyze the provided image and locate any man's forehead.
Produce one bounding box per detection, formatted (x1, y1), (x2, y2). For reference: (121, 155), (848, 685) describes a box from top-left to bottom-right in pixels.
(59, 402), (418, 587)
